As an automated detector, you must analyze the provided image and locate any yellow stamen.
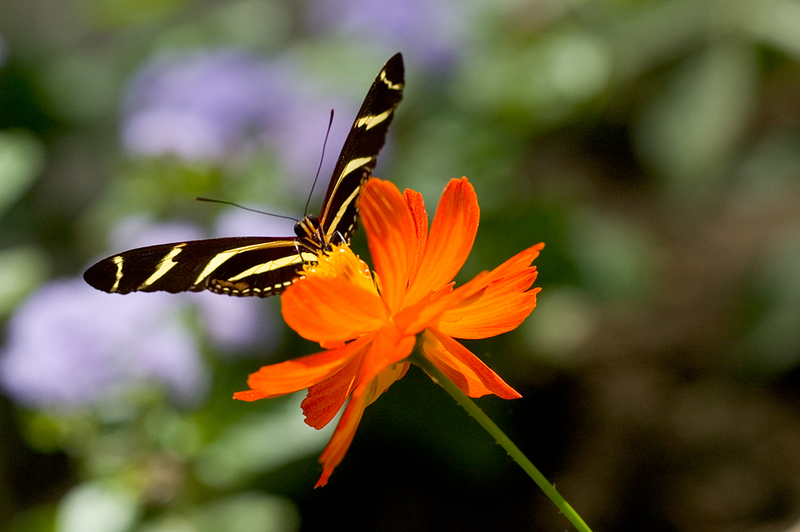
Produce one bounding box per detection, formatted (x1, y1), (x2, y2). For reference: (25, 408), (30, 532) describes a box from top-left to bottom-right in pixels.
(303, 245), (377, 294)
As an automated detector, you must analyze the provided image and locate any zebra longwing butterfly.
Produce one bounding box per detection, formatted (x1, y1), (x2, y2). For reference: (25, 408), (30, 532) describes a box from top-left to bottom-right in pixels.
(84, 53), (404, 297)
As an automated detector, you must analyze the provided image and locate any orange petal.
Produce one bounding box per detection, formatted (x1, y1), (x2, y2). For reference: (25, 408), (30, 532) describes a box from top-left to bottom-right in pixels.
(453, 243), (544, 301)
(233, 335), (372, 401)
(391, 282), (454, 335)
(314, 358), (410, 488)
(315, 389), (368, 488)
(407, 243), (544, 332)
(405, 178), (479, 305)
(313, 326), (414, 486)
(360, 178), (418, 312)
(232, 389), (272, 401)
(422, 329), (521, 399)
(403, 188), (428, 279)
(364, 361), (410, 408)
(302, 345), (367, 429)
(357, 324), (416, 388)
(438, 270), (541, 339)
(282, 275), (387, 343)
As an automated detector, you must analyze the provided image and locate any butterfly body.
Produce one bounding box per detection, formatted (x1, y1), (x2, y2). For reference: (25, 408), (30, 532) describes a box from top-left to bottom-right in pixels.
(85, 53), (404, 297)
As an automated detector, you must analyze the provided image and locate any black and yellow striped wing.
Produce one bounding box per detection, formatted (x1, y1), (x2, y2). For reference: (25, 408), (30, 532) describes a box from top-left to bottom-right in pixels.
(318, 52), (404, 244)
(84, 237), (317, 297)
(84, 53), (404, 298)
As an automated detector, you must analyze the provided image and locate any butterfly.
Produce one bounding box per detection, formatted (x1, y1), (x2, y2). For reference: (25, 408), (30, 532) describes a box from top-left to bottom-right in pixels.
(84, 53), (404, 298)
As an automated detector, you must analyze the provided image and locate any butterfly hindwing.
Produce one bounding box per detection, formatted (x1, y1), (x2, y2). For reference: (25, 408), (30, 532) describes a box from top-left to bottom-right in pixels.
(84, 237), (315, 297)
(319, 52), (404, 244)
(84, 53), (404, 298)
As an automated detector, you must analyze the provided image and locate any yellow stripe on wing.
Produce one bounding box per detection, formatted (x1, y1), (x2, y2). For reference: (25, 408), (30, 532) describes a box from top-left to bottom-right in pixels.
(192, 240), (298, 286)
(137, 244), (186, 290)
(228, 251), (318, 281)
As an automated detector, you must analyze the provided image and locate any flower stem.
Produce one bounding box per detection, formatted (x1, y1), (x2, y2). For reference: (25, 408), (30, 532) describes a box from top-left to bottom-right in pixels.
(411, 351), (593, 532)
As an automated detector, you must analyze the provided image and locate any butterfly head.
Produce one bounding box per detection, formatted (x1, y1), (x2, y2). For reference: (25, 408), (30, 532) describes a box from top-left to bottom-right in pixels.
(294, 214), (326, 251)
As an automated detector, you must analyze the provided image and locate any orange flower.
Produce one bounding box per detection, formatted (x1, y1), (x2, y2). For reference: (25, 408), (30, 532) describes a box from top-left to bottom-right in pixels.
(234, 177), (543, 487)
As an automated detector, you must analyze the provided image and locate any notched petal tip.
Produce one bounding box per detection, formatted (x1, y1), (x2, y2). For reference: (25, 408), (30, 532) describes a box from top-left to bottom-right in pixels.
(314, 390), (368, 487)
(232, 390), (271, 402)
(423, 329), (521, 400)
(403, 188), (428, 277)
(405, 177), (480, 304)
(361, 178), (418, 311)
(237, 338), (370, 402)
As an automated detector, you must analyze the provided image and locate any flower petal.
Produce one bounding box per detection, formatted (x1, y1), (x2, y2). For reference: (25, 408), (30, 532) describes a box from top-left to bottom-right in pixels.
(438, 269), (541, 339)
(282, 275), (387, 343)
(360, 178), (418, 312)
(406, 177), (479, 305)
(403, 188), (428, 279)
(357, 324), (416, 387)
(391, 282), (453, 335)
(233, 335), (372, 401)
(453, 243), (544, 301)
(315, 389), (368, 488)
(302, 344), (367, 429)
(402, 243), (544, 334)
(315, 356), (410, 488)
(422, 329), (521, 399)
(364, 361), (410, 408)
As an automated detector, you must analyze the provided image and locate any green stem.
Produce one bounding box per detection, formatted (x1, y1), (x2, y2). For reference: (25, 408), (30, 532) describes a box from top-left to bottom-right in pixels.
(411, 351), (593, 532)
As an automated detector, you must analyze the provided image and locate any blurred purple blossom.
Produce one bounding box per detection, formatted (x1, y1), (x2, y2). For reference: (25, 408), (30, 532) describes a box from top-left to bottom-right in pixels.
(269, 92), (354, 198)
(109, 216), (204, 250)
(119, 49), (370, 199)
(0, 213), (289, 409)
(306, 0), (467, 70)
(0, 278), (207, 409)
(122, 50), (295, 161)
(194, 291), (280, 353)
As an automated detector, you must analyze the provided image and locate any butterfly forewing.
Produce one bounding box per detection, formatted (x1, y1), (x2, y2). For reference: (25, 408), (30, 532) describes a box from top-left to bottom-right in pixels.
(318, 53), (404, 244)
(84, 237), (314, 297)
(84, 53), (404, 298)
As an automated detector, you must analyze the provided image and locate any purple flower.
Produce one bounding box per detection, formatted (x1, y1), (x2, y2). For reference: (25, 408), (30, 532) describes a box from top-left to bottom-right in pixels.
(269, 92), (355, 197)
(194, 291), (281, 354)
(0, 212), (291, 410)
(119, 49), (367, 199)
(306, 0), (466, 70)
(121, 50), (295, 161)
(109, 216), (205, 250)
(0, 278), (207, 409)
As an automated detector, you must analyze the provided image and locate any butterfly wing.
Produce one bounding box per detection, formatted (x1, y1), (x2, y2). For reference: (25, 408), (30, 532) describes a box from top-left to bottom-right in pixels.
(317, 52), (405, 244)
(83, 237), (317, 297)
(84, 54), (404, 298)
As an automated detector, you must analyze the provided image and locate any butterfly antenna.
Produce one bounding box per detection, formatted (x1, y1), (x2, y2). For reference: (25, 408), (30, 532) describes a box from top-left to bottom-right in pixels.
(194, 197), (299, 222)
(305, 109), (335, 215)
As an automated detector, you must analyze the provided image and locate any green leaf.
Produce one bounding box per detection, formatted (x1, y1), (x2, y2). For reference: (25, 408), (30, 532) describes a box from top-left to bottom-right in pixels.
(0, 246), (50, 317)
(56, 482), (139, 532)
(0, 130), (46, 214)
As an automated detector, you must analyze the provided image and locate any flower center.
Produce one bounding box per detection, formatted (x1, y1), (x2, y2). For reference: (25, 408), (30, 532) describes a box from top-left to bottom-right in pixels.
(303, 245), (377, 294)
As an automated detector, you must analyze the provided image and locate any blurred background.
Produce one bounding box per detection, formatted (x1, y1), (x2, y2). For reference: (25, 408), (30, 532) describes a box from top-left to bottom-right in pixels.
(2, 0), (800, 530)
